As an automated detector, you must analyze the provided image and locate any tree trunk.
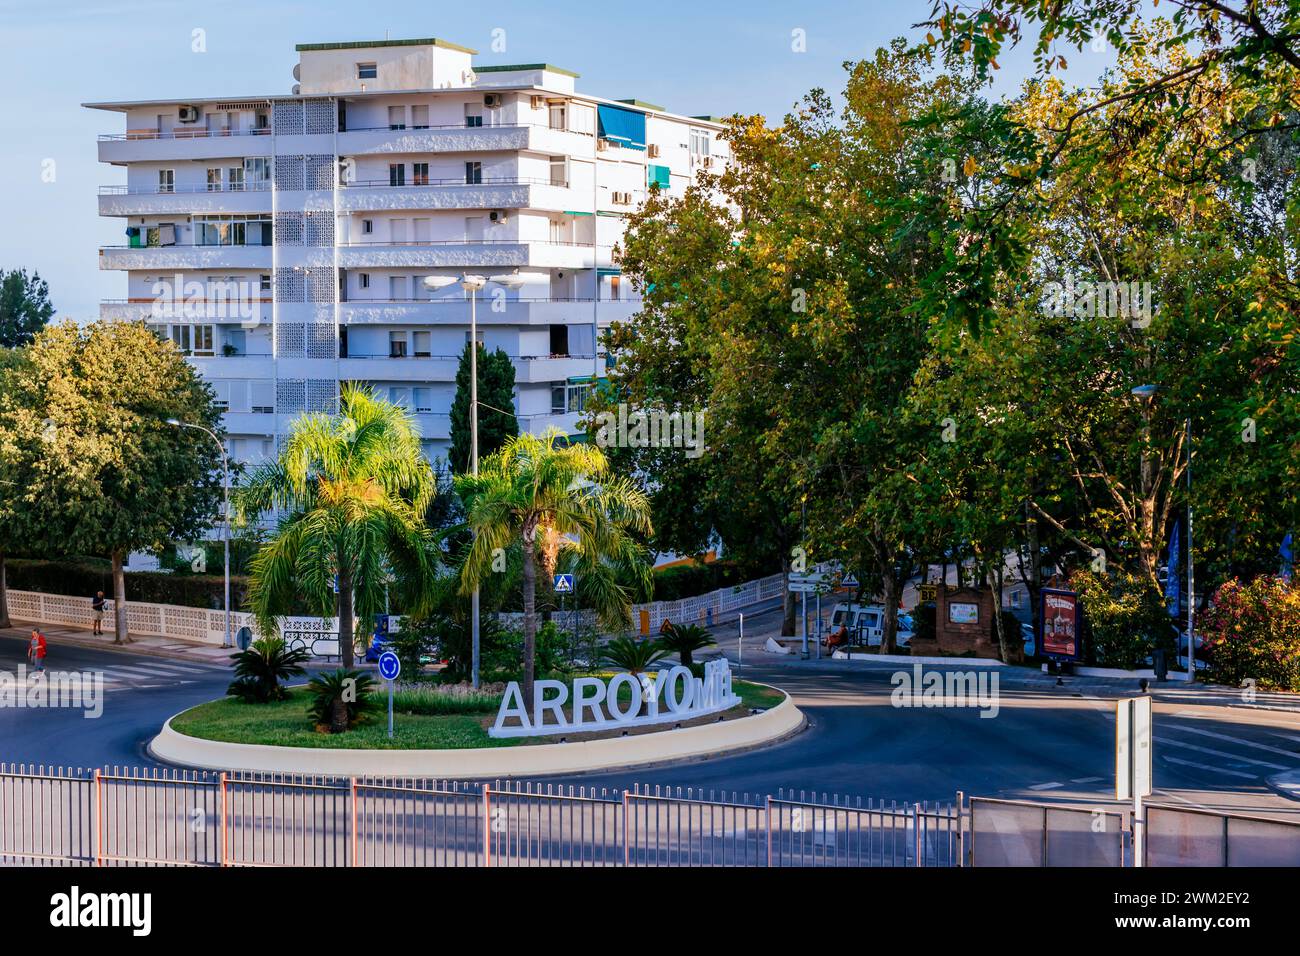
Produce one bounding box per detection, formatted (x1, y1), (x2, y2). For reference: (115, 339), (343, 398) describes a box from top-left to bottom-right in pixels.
(111, 550), (130, 644)
(780, 556), (796, 637)
(522, 533), (537, 705)
(0, 550), (10, 629)
(989, 565), (1010, 663)
(338, 566), (354, 669)
(880, 558), (899, 655)
(330, 696), (348, 734)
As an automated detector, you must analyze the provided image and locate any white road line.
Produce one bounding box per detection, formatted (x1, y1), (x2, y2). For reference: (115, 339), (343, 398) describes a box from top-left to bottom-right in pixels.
(1160, 756), (1258, 780)
(1153, 735), (1291, 772)
(1071, 776), (1104, 784)
(1164, 724), (1300, 761)
(106, 663), (196, 676)
(1029, 782), (1064, 791)
(99, 666), (183, 679)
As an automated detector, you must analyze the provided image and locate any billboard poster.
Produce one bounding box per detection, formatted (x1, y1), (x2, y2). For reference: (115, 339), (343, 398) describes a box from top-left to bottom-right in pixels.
(1039, 588), (1080, 661)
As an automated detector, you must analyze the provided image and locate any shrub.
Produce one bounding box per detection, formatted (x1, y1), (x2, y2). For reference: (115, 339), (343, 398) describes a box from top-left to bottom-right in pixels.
(651, 560), (746, 602)
(599, 635), (670, 674)
(7, 557), (252, 611)
(307, 669), (379, 733)
(656, 621), (716, 665)
(227, 637), (309, 703)
(1071, 569), (1177, 669)
(388, 683), (503, 715)
(1200, 576), (1300, 691)
(388, 616), (439, 680)
(483, 621), (570, 681)
(912, 601), (936, 643)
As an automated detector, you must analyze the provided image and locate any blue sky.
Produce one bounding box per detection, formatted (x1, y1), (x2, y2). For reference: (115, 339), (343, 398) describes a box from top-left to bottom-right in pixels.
(0, 0), (1114, 319)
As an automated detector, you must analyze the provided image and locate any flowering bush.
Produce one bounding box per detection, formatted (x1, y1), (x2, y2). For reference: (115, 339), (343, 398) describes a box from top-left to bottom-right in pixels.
(1200, 576), (1300, 691)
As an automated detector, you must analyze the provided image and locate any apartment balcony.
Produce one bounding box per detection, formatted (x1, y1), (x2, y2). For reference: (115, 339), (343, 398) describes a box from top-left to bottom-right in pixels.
(191, 355), (276, 378)
(338, 355), (461, 382)
(336, 122), (593, 158)
(97, 128), (273, 165)
(99, 244), (271, 271)
(101, 298), (273, 326)
(98, 183), (273, 218)
(339, 297), (640, 326)
(337, 239), (601, 271)
(338, 178), (580, 214)
(513, 355), (603, 384)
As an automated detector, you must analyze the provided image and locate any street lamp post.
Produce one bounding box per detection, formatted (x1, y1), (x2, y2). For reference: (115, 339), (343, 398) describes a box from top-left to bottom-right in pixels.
(424, 272), (528, 689)
(167, 418), (231, 648)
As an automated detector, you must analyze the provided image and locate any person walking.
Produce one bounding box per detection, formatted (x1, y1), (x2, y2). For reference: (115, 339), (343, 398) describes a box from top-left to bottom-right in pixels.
(27, 629), (46, 675)
(91, 591), (106, 636)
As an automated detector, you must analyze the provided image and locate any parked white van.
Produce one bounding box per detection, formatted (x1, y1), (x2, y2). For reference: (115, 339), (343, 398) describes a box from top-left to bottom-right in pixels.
(829, 603), (914, 647)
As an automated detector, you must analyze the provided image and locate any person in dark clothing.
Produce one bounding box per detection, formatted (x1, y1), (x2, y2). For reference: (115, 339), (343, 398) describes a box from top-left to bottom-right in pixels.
(91, 591), (106, 635)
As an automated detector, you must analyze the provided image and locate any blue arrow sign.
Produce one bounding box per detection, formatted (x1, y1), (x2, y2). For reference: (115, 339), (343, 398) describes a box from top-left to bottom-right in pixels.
(553, 573), (574, 594)
(377, 650), (401, 682)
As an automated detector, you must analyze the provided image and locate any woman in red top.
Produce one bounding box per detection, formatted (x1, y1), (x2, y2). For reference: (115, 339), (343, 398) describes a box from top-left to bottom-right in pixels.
(27, 629), (47, 673)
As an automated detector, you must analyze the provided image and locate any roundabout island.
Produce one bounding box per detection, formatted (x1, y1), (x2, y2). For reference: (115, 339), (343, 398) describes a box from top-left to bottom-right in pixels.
(150, 662), (805, 778)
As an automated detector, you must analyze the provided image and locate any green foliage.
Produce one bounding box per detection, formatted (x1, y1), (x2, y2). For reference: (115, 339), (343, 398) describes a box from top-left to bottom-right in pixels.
(306, 669), (379, 733)
(599, 635), (670, 674)
(0, 269), (54, 349)
(227, 637), (309, 703)
(656, 621), (716, 665)
(387, 684), (502, 716)
(4, 557), (250, 610)
(456, 429), (653, 695)
(651, 560), (746, 601)
(483, 621), (571, 681)
(1071, 569), (1177, 669)
(388, 616), (438, 680)
(238, 385), (440, 669)
(449, 343), (518, 474)
(1201, 576), (1300, 691)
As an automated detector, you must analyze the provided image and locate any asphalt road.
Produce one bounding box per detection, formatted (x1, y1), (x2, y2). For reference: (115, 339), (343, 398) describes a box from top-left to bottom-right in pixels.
(2, 612), (1300, 821)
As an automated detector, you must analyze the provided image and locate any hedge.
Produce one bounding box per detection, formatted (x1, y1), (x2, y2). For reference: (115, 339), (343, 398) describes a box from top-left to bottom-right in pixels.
(4, 558), (250, 611)
(651, 560), (748, 602)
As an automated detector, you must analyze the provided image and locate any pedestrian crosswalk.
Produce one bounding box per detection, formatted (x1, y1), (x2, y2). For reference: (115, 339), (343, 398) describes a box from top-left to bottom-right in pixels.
(1, 660), (226, 691)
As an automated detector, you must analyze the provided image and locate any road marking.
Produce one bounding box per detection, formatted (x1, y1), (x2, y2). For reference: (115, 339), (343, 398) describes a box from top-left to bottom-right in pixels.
(1164, 724), (1300, 760)
(1160, 756), (1258, 780)
(1154, 735), (1291, 772)
(1071, 776), (1104, 784)
(1029, 782), (1064, 791)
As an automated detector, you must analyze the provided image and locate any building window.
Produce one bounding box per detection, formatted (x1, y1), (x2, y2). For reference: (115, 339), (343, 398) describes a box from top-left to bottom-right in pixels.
(158, 169), (175, 193)
(244, 157), (270, 186)
(551, 381), (593, 414)
(412, 331), (431, 358)
(389, 164), (405, 186)
(465, 161), (482, 185)
(389, 331), (408, 358)
(361, 219), (374, 235)
(170, 324), (214, 356)
(206, 168), (222, 191)
(357, 62), (377, 80)
(358, 272), (370, 289)
(549, 324), (569, 356)
(259, 274), (271, 293)
(411, 105), (429, 129)
(548, 104), (566, 130)
(465, 108), (483, 128)
(388, 105), (405, 130)
(412, 163), (429, 186)
(227, 166), (244, 191)
(690, 129), (710, 156)
(413, 387), (432, 412)
(549, 156), (569, 187)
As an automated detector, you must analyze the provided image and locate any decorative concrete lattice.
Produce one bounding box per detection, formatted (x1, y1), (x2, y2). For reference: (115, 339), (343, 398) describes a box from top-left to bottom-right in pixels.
(305, 154), (335, 190)
(275, 322), (305, 357)
(274, 155), (305, 192)
(272, 100), (303, 136)
(306, 323), (337, 360)
(276, 378), (306, 414)
(304, 211), (334, 247)
(306, 266), (335, 303)
(306, 379), (338, 413)
(275, 266), (304, 301)
(305, 99), (335, 136)
(274, 212), (304, 245)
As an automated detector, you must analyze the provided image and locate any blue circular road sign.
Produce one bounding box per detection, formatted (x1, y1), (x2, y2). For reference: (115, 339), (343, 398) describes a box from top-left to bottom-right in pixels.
(377, 650), (401, 682)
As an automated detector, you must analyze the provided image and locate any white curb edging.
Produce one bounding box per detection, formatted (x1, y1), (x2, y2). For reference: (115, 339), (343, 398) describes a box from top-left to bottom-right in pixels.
(832, 650), (1007, 666)
(149, 693), (805, 777)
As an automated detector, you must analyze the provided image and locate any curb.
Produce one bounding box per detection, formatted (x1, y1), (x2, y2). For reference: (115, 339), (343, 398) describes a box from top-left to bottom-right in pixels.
(148, 691), (806, 777)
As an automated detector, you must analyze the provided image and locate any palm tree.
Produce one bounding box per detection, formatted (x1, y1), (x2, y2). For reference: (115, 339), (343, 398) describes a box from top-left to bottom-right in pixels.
(456, 429), (652, 702)
(657, 621), (716, 666)
(600, 635), (670, 674)
(237, 386), (439, 668)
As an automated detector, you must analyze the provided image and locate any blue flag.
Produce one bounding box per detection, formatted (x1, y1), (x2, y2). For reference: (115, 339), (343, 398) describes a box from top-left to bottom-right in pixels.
(1281, 533), (1294, 583)
(1165, 521), (1181, 617)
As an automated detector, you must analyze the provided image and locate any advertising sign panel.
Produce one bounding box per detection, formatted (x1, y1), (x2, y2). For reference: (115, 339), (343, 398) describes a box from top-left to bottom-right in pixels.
(1039, 588), (1081, 660)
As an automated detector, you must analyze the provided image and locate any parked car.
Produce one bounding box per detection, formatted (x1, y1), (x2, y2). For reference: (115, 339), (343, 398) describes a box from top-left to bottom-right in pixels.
(829, 603), (914, 647)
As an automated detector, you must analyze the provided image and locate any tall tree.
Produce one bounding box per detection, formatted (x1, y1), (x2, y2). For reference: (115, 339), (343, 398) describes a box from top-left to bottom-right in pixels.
(0, 270), (54, 349)
(0, 321), (223, 641)
(456, 429), (652, 701)
(448, 343), (518, 474)
(0, 346), (28, 627)
(238, 385), (439, 669)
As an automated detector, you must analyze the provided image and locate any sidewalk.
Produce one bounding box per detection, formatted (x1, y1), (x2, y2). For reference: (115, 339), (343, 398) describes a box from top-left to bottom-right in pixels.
(4, 619), (235, 667)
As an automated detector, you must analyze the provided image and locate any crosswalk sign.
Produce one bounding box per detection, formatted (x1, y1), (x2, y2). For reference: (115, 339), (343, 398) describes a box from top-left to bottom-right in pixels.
(553, 573), (574, 594)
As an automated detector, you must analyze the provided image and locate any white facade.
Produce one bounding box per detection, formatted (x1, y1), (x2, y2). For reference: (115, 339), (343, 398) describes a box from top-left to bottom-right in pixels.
(87, 36), (727, 467)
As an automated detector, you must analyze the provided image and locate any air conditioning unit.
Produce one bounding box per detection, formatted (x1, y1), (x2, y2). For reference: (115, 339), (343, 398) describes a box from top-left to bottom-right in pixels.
(596, 138), (610, 152)
(701, 156), (715, 168)
(489, 209), (509, 224)
(483, 93), (503, 108)
(647, 144), (661, 158)
(531, 95), (545, 109)
(613, 191), (632, 205)
(178, 106), (200, 123)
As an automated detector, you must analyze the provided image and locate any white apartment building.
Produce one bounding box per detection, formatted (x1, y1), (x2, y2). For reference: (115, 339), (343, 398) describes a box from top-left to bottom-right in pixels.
(87, 36), (726, 467)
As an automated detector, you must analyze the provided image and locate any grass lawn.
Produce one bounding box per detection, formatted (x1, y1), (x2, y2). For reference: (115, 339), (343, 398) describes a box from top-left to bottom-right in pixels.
(170, 678), (786, 750)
